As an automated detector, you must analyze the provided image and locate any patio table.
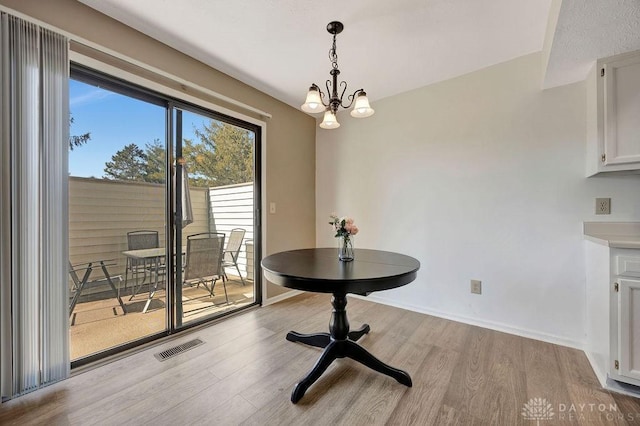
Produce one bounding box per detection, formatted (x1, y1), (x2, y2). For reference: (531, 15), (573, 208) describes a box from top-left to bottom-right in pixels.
(122, 247), (185, 313)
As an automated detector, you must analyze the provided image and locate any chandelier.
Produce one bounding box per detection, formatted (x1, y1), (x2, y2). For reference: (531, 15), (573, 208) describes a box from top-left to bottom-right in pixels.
(301, 21), (375, 129)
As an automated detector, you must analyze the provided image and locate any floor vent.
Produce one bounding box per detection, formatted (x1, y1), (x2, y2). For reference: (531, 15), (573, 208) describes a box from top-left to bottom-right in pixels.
(154, 338), (204, 361)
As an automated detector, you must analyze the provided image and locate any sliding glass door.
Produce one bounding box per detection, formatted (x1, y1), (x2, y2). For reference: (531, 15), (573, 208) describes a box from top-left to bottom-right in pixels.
(68, 65), (261, 365)
(68, 72), (168, 362)
(173, 107), (258, 328)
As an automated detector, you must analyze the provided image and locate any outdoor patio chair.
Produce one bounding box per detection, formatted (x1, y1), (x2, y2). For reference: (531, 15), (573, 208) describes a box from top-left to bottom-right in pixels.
(222, 228), (246, 286)
(183, 232), (228, 304)
(125, 230), (159, 296)
(69, 260), (126, 317)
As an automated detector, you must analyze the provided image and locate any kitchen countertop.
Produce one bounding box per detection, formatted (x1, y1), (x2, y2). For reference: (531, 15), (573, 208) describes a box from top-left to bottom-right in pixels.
(584, 222), (640, 249)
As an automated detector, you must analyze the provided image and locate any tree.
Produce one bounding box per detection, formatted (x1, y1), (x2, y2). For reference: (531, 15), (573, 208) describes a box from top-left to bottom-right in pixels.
(183, 120), (254, 187)
(143, 139), (166, 183)
(69, 114), (91, 151)
(104, 143), (147, 181)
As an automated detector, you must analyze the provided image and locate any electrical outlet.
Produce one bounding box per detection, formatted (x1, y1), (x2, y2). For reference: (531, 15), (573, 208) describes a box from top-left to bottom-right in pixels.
(471, 280), (482, 295)
(595, 198), (611, 215)
(269, 202), (276, 214)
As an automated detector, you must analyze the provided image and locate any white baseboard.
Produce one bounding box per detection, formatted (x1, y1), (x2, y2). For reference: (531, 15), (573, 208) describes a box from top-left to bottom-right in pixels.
(349, 293), (585, 350)
(584, 351), (608, 388)
(263, 289), (302, 306)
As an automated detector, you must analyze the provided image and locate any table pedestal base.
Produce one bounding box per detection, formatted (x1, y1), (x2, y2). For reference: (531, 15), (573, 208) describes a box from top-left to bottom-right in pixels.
(286, 293), (412, 404)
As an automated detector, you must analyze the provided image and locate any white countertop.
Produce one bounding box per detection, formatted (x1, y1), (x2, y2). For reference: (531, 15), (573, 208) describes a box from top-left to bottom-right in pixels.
(584, 222), (640, 249)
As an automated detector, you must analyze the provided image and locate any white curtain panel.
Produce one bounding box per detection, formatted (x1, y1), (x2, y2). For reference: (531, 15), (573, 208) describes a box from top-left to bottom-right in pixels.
(0, 13), (69, 399)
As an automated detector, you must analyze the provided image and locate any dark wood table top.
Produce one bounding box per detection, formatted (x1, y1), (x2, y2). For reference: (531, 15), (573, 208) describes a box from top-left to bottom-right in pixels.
(261, 248), (420, 295)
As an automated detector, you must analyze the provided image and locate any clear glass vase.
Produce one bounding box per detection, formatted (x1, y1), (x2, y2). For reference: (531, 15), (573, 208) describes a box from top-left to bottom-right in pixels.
(338, 235), (354, 261)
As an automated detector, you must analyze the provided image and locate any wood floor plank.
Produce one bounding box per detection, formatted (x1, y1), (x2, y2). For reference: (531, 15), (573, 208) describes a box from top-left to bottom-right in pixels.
(238, 339), (330, 409)
(13, 325), (274, 425)
(566, 383), (629, 425)
(522, 337), (578, 425)
(207, 304), (332, 380)
(610, 392), (640, 424)
(556, 345), (602, 389)
(489, 330), (525, 377)
(1, 292), (637, 426)
(334, 313), (431, 426)
(441, 326), (494, 417)
(445, 327), (528, 425)
(430, 317), (472, 353)
(240, 363), (365, 426)
(68, 365), (219, 425)
(144, 390), (256, 426)
(481, 331), (528, 425)
(433, 404), (488, 426)
(482, 371), (528, 426)
(386, 345), (459, 425)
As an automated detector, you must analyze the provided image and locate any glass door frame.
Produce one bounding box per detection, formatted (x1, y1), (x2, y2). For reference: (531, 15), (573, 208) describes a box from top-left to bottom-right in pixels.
(169, 100), (262, 331)
(69, 63), (263, 368)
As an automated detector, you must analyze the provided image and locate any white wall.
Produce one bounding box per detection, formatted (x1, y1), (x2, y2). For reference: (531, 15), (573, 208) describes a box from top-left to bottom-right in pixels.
(316, 52), (640, 348)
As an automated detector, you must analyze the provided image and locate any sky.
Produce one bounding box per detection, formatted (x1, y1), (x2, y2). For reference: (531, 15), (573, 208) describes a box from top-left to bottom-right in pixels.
(69, 79), (207, 178)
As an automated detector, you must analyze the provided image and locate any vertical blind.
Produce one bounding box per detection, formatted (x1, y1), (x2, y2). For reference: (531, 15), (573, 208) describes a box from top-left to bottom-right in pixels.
(0, 13), (69, 399)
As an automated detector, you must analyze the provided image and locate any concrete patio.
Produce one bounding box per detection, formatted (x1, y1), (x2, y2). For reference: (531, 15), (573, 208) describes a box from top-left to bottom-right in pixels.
(69, 177), (256, 360)
(69, 274), (254, 360)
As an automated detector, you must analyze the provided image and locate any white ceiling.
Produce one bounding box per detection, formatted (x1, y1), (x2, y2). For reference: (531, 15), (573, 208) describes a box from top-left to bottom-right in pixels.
(544, 0), (640, 88)
(77, 0), (640, 108)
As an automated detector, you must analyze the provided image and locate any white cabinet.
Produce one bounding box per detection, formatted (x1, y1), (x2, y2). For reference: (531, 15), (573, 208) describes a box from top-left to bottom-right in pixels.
(587, 51), (640, 176)
(610, 250), (640, 387)
(616, 278), (640, 382)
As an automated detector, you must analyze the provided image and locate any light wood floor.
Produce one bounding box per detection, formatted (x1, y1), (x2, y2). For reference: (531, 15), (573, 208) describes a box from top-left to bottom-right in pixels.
(2, 293), (640, 425)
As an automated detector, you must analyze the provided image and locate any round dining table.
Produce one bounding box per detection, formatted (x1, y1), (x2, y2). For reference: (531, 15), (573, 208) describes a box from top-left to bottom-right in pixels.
(261, 247), (420, 403)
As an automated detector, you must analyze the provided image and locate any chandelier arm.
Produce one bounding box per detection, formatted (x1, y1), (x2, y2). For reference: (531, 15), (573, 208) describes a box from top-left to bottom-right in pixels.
(311, 83), (330, 107)
(325, 79), (333, 102)
(342, 88), (365, 109)
(337, 81), (349, 107)
(320, 94), (329, 108)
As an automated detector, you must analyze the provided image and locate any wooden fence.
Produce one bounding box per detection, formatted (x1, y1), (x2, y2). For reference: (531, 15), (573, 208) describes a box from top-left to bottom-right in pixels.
(69, 177), (254, 282)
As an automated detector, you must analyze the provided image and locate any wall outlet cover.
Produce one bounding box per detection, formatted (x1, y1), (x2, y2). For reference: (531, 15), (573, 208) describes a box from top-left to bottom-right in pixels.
(471, 279), (482, 295)
(595, 198), (611, 215)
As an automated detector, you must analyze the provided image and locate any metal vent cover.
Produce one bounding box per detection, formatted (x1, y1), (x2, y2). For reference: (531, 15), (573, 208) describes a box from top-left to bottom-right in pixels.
(154, 338), (204, 361)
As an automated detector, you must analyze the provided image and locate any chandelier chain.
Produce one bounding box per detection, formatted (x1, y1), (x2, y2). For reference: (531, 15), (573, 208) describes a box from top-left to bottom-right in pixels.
(329, 33), (338, 70)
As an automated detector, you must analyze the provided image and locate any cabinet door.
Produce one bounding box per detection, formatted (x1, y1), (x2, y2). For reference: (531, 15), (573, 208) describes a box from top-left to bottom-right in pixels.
(603, 56), (640, 165)
(618, 278), (640, 381)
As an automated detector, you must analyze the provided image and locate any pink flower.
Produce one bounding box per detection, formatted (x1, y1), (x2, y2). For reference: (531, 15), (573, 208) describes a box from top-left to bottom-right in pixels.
(345, 223), (359, 235)
(329, 213), (359, 237)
